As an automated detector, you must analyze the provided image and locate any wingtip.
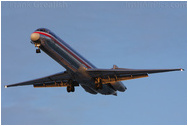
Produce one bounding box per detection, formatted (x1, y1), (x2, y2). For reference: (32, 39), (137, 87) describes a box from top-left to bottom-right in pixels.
(4, 85), (7, 88)
(180, 68), (184, 71)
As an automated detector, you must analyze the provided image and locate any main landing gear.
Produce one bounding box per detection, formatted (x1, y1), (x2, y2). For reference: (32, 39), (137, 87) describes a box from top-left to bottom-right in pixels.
(67, 85), (75, 93)
(66, 80), (77, 93)
(95, 78), (103, 90)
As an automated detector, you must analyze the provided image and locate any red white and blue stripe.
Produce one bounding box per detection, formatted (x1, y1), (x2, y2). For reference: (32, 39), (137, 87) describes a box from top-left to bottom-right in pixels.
(34, 28), (95, 69)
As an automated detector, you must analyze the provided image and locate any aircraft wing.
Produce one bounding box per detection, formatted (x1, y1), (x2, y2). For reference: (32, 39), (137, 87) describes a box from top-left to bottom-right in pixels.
(86, 68), (183, 78)
(5, 72), (73, 88)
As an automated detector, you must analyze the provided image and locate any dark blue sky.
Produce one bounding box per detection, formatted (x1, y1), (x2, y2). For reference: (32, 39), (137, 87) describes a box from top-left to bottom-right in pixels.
(1, 1), (187, 125)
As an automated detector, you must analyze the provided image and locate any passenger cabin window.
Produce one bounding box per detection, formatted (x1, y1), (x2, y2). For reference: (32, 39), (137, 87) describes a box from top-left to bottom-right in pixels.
(35, 28), (57, 38)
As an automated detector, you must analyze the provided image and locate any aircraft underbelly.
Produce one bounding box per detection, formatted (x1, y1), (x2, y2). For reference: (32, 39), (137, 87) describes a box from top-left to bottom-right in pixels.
(77, 80), (116, 95)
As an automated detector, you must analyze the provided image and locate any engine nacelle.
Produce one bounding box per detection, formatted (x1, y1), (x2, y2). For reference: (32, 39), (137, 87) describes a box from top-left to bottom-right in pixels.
(110, 81), (127, 92)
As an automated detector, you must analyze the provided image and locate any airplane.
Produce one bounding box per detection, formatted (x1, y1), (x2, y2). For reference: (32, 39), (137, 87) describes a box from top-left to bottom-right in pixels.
(4, 28), (184, 96)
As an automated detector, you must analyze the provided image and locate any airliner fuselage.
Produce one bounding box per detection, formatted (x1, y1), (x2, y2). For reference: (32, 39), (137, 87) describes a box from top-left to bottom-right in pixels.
(31, 28), (123, 95)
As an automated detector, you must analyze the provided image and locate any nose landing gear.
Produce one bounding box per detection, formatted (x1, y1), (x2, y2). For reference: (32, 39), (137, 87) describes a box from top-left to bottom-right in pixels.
(36, 48), (41, 53)
(35, 43), (41, 53)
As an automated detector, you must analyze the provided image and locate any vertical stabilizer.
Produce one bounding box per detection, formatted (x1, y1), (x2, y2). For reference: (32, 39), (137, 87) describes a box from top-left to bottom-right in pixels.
(113, 65), (119, 69)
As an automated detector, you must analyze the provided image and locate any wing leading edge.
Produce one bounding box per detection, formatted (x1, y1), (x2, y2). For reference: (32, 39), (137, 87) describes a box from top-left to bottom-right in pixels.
(5, 72), (74, 88)
(87, 68), (183, 76)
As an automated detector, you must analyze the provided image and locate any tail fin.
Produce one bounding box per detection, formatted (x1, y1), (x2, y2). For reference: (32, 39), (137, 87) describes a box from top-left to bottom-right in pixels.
(113, 65), (119, 69)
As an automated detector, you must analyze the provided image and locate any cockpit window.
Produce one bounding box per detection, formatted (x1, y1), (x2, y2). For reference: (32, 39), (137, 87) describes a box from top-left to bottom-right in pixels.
(35, 28), (57, 38)
(35, 28), (50, 33)
(49, 31), (57, 38)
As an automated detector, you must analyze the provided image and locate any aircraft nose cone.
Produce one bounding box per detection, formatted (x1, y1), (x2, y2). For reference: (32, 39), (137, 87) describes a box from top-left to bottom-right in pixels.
(31, 33), (40, 42)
